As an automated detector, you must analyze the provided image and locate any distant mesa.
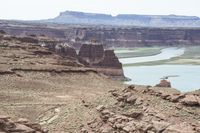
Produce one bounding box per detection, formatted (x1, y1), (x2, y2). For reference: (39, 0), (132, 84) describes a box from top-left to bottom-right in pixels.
(42, 10), (200, 27)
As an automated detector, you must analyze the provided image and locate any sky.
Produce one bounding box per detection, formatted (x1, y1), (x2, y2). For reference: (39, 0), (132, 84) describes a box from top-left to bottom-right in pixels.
(0, 0), (200, 20)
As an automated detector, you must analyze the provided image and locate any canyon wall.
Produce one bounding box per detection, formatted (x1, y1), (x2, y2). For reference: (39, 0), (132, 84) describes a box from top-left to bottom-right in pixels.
(69, 27), (200, 48)
(1, 21), (200, 48)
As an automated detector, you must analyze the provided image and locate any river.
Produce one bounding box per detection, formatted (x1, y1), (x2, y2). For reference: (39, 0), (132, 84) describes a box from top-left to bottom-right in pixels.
(119, 47), (185, 64)
(118, 47), (200, 92)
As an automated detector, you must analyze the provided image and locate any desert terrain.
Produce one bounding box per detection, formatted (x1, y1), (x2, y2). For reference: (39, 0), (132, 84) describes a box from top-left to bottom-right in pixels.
(0, 28), (199, 133)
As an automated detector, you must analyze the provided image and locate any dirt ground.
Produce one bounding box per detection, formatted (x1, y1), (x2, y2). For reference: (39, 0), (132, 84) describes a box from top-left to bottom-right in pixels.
(0, 37), (125, 132)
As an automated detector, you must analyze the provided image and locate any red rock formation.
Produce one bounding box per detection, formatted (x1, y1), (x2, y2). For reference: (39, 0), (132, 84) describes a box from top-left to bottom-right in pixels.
(96, 50), (122, 69)
(155, 80), (171, 87)
(78, 44), (104, 64)
(55, 44), (77, 58)
(78, 43), (125, 79)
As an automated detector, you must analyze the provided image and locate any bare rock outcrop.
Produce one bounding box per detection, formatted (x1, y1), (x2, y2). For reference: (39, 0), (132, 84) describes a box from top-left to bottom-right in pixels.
(0, 116), (47, 133)
(81, 85), (200, 133)
(78, 44), (104, 64)
(78, 43), (125, 79)
(155, 79), (171, 87)
(55, 44), (77, 58)
(96, 50), (122, 69)
(180, 94), (200, 106)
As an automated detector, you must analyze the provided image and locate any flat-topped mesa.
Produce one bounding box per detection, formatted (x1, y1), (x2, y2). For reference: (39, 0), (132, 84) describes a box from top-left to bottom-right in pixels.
(78, 43), (125, 80)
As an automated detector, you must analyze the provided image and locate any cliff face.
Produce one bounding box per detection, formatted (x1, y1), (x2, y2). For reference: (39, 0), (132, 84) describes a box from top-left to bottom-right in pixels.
(55, 44), (77, 58)
(78, 44), (104, 64)
(96, 50), (122, 69)
(1, 20), (200, 48)
(78, 44), (125, 79)
(72, 27), (200, 48)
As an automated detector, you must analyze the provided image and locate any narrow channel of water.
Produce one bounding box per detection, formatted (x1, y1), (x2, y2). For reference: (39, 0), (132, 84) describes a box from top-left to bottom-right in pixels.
(119, 47), (185, 64)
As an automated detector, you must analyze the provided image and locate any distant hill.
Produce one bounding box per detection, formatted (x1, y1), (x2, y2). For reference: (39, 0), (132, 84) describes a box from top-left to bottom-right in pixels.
(41, 11), (200, 27)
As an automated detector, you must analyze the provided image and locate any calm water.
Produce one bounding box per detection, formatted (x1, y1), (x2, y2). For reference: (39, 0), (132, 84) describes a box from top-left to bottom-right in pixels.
(119, 47), (185, 64)
(123, 65), (200, 92)
(119, 47), (200, 92)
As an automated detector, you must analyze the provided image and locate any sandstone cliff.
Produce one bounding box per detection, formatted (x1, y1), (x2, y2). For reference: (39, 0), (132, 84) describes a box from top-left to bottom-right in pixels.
(78, 44), (104, 64)
(96, 50), (122, 69)
(55, 44), (77, 58)
(77, 43), (125, 79)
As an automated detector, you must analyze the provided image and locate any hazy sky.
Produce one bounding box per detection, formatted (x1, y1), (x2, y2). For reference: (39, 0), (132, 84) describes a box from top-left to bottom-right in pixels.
(0, 0), (200, 20)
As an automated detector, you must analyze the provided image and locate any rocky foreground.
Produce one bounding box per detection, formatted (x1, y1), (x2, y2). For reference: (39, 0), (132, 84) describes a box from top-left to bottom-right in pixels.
(82, 85), (200, 133)
(0, 116), (47, 133)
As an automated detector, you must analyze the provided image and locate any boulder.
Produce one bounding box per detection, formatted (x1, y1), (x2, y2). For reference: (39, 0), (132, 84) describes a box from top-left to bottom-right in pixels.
(96, 105), (105, 112)
(123, 110), (143, 119)
(126, 95), (137, 104)
(170, 94), (185, 102)
(180, 95), (200, 106)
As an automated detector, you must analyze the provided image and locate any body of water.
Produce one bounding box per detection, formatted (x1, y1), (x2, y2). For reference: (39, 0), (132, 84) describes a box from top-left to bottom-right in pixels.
(119, 47), (200, 92)
(123, 65), (200, 92)
(119, 47), (185, 64)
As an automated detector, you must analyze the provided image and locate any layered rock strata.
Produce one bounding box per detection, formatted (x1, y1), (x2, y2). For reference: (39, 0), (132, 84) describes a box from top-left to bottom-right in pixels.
(1, 20), (200, 48)
(78, 44), (125, 79)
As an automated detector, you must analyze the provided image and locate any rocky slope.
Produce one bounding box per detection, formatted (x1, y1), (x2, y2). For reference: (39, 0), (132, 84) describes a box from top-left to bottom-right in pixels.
(82, 85), (200, 133)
